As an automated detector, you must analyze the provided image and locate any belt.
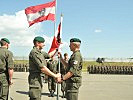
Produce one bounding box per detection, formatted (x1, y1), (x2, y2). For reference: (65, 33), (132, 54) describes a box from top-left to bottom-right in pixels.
(29, 71), (41, 74)
(0, 69), (5, 74)
(0, 71), (5, 74)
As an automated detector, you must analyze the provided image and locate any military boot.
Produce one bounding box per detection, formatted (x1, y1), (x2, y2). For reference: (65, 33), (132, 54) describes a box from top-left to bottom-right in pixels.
(51, 91), (55, 97)
(48, 91), (52, 97)
(61, 92), (65, 98)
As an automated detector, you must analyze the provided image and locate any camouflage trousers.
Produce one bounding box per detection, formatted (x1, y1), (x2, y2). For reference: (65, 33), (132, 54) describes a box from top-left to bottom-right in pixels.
(61, 81), (66, 92)
(66, 91), (79, 100)
(48, 77), (56, 92)
(0, 73), (9, 100)
(28, 73), (42, 100)
(66, 83), (80, 100)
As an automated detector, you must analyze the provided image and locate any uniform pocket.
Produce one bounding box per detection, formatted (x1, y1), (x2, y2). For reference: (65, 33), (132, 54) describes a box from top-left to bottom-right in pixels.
(73, 83), (81, 89)
(29, 85), (41, 98)
(0, 82), (2, 97)
(0, 83), (8, 97)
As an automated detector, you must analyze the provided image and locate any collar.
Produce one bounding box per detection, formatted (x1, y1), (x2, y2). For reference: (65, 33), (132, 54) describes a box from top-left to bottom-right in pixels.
(33, 46), (41, 53)
(0, 46), (7, 49)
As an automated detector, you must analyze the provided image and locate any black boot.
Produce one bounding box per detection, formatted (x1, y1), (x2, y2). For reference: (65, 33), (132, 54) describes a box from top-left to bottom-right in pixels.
(61, 92), (65, 98)
(48, 91), (52, 97)
(51, 91), (55, 97)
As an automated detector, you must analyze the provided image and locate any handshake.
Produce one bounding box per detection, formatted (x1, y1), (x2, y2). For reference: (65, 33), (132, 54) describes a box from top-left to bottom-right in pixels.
(55, 73), (63, 83)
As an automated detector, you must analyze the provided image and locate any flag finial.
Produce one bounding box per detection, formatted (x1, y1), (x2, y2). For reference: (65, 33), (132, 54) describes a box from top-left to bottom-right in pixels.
(61, 13), (63, 17)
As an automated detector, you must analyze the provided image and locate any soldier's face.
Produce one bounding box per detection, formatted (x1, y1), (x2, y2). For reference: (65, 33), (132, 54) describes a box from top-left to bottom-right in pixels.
(64, 55), (68, 60)
(69, 42), (75, 51)
(6, 43), (9, 49)
(37, 42), (45, 50)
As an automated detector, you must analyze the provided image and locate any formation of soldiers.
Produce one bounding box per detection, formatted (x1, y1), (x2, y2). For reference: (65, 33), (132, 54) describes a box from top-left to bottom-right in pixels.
(88, 65), (133, 75)
(13, 63), (133, 75)
(14, 63), (29, 72)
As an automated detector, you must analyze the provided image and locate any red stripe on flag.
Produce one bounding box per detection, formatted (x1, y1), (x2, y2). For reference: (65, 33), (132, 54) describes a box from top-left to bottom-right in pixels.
(48, 36), (59, 54)
(28, 13), (55, 26)
(25, 0), (55, 27)
(25, 0), (55, 14)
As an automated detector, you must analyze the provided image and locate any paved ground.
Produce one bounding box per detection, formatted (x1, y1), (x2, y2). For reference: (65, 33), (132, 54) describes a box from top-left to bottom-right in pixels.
(9, 72), (133, 100)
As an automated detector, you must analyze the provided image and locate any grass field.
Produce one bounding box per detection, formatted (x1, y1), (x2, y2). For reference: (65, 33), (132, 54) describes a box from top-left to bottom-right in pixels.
(14, 60), (133, 72)
(83, 61), (133, 72)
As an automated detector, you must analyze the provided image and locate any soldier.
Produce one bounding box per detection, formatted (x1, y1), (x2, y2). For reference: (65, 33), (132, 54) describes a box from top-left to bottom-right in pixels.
(60, 53), (69, 98)
(0, 38), (14, 100)
(28, 36), (61, 100)
(47, 57), (58, 97)
(41, 51), (50, 83)
(58, 38), (83, 100)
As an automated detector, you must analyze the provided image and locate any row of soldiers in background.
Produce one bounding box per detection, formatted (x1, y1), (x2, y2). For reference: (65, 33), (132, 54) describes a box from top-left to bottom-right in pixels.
(87, 65), (133, 75)
(14, 63), (29, 72)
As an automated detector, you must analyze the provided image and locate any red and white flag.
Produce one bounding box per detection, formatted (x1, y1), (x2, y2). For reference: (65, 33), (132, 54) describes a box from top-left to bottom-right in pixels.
(48, 15), (63, 56)
(25, 0), (55, 27)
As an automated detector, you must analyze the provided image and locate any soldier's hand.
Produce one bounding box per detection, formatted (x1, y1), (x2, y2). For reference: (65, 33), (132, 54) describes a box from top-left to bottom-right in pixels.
(55, 73), (62, 83)
(57, 77), (62, 83)
(58, 52), (62, 58)
(55, 73), (61, 79)
(9, 79), (13, 86)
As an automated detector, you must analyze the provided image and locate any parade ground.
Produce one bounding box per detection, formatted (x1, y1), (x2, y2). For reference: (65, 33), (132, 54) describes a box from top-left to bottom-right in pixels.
(9, 72), (133, 100)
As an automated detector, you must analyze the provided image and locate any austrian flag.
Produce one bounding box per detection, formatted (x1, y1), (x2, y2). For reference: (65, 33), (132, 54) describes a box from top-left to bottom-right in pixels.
(25, 0), (55, 26)
(48, 15), (63, 56)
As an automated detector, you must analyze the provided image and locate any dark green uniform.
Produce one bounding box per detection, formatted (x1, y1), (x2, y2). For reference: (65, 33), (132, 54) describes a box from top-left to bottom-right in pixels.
(41, 51), (50, 83)
(60, 60), (68, 98)
(47, 59), (57, 97)
(66, 50), (83, 100)
(28, 46), (47, 100)
(0, 47), (14, 100)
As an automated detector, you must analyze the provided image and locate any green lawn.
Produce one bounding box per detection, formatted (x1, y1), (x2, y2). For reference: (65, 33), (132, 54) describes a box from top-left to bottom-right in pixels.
(14, 60), (133, 72)
(83, 61), (133, 72)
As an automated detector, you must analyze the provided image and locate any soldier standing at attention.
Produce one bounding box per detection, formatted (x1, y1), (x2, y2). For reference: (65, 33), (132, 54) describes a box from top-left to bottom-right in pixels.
(60, 53), (69, 98)
(28, 36), (60, 100)
(47, 57), (58, 97)
(58, 38), (83, 100)
(0, 38), (14, 100)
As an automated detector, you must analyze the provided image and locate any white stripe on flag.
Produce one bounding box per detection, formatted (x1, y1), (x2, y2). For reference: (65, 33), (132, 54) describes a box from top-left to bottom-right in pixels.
(27, 6), (55, 22)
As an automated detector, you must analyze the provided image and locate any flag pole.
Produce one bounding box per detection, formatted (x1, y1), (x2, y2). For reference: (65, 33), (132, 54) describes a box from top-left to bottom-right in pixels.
(54, 0), (60, 100)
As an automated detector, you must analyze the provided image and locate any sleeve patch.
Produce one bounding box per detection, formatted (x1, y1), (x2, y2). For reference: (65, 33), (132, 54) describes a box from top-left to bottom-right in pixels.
(73, 60), (78, 64)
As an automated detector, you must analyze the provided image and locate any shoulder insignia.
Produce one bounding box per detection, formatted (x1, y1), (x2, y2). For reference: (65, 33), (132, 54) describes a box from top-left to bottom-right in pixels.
(73, 60), (78, 64)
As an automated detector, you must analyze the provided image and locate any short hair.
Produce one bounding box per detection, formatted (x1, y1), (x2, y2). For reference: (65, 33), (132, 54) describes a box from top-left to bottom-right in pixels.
(64, 53), (68, 57)
(72, 42), (81, 48)
(0, 40), (7, 46)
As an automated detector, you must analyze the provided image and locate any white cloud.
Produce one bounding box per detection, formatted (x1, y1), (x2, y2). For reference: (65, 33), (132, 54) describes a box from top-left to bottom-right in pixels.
(0, 10), (42, 46)
(94, 29), (102, 33)
(0, 10), (68, 56)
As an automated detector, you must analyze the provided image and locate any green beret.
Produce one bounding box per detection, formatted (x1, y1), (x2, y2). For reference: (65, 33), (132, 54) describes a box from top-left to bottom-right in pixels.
(1, 38), (10, 44)
(33, 36), (45, 43)
(70, 38), (81, 43)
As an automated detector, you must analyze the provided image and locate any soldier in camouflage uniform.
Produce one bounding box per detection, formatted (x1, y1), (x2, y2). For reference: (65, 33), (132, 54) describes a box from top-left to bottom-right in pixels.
(60, 53), (69, 98)
(41, 51), (50, 83)
(0, 38), (14, 100)
(28, 36), (60, 100)
(58, 38), (83, 100)
(47, 57), (58, 97)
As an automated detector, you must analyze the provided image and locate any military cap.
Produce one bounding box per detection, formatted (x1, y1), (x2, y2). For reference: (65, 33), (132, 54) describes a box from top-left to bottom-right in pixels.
(70, 38), (81, 43)
(1, 38), (10, 44)
(33, 36), (45, 43)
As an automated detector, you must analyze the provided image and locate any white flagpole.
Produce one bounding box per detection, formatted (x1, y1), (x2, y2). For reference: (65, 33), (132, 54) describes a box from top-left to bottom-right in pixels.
(54, 0), (60, 100)
(57, 13), (63, 100)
